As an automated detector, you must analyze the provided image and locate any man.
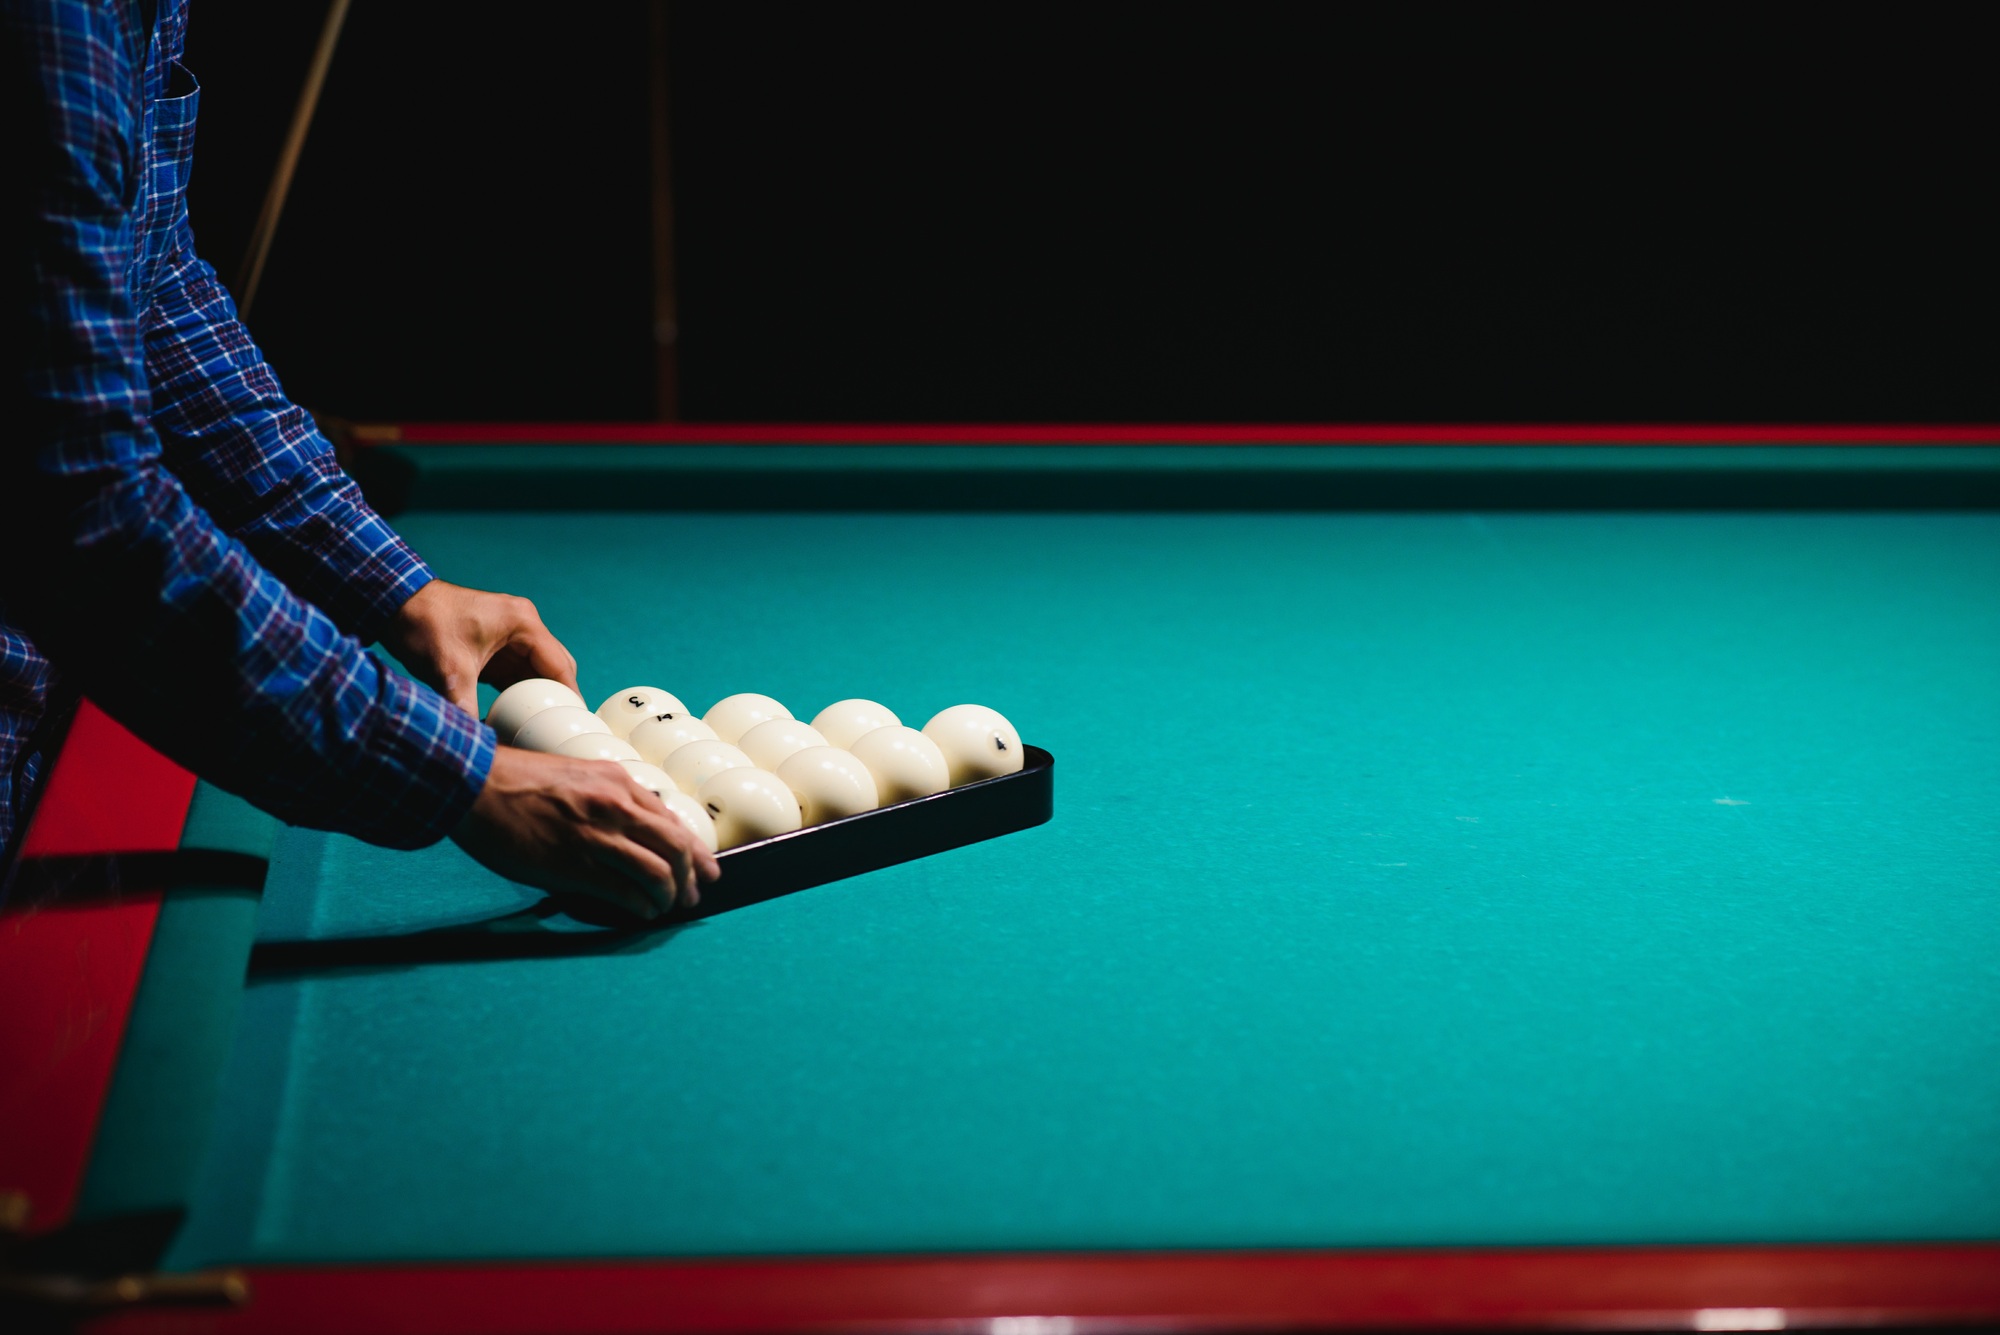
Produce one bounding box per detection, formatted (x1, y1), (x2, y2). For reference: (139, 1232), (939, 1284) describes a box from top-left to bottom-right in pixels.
(1, 0), (718, 914)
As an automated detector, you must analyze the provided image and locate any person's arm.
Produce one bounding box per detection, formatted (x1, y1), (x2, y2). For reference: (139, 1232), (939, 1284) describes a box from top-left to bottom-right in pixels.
(0, 0), (482, 847)
(140, 221), (431, 641)
(138, 134), (584, 716)
(0, 2), (718, 915)
(139, 252), (709, 908)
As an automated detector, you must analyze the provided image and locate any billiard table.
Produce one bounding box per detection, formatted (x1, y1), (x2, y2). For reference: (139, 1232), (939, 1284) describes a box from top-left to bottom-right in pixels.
(5, 423), (2000, 1332)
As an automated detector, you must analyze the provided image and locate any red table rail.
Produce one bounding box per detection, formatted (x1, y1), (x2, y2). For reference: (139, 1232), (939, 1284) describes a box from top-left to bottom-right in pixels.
(78, 1243), (2000, 1334)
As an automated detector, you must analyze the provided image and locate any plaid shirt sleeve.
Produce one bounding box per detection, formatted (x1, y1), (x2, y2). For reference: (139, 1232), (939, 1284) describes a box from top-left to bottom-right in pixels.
(145, 247), (432, 642)
(134, 0), (428, 642)
(0, 0), (493, 850)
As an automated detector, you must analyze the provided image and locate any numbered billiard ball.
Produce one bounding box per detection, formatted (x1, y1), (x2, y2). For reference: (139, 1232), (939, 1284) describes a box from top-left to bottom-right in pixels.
(848, 725), (949, 804)
(921, 704), (1024, 786)
(697, 767), (802, 850)
(624, 767), (728, 851)
(628, 715), (718, 766)
(618, 764), (720, 853)
(595, 686), (690, 739)
(702, 693), (793, 745)
(661, 789), (719, 854)
(486, 678), (586, 745)
(513, 705), (613, 753)
(662, 739), (753, 797)
(775, 746), (879, 826)
(617, 761), (677, 799)
(809, 698), (901, 749)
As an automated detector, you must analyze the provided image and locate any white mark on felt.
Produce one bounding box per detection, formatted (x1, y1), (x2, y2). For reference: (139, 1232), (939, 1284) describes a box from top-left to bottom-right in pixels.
(1714, 797), (1750, 806)
(1456, 816), (1480, 822)
(1374, 862), (1409, 867)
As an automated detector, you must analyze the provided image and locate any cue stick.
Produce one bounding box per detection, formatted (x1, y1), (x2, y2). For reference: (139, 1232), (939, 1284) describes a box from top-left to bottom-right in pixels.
(233, 0), (352, 320)
(648, 0), (682, 420)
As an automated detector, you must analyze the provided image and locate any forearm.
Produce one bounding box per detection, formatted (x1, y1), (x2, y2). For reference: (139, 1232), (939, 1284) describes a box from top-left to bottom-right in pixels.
(144, 248), (433, 640)
(1, 452), (492, 848)
(2, 1), (489, 848)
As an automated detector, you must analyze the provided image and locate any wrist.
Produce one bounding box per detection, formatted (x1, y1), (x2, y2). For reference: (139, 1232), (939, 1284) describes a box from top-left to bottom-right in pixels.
(388, 576), (445, 633)
(355, 560), (439, 646)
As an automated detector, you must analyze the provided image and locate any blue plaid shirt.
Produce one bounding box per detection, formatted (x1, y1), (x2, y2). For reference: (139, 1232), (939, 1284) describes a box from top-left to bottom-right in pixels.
(0, 0), (494, 865)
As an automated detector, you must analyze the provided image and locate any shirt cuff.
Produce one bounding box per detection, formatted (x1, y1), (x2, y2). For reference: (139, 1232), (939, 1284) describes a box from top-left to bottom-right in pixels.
(309, 499), (436, 643)
(346, 668), (496, 849)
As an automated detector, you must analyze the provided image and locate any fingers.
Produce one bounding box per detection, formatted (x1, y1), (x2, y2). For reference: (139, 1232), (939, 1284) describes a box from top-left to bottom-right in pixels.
(386, 582), (580, 715)
(570, 863), (664, 921)
(452, 721), (720, 926)
(569, 765), (712, 913)
(448, 781), (651, 920)
(481, 598), (581, 698)
(584, 839), (677, 918)
(644, 799), (721, 887)
(516, 621), (581, 697)
(619, 799), (713, 909)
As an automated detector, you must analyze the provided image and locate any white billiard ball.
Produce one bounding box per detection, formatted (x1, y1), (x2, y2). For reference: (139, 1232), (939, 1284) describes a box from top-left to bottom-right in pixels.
(595, 686), (691, 739)
(809, 698), (901, 749)
(661, 789), (719, 854)
(737, 717), (828, 771)
(553, 732), (643, 763)
(702, 693), (792, 745)
(775, 746), (879, 826)
(485, 678), (586, 744)
(697, 767), (802, 850)
(662, 738), (753, 797)
(848, 725), (949, 804)
(617, 763), (719, 852)
(921, 704), (1024, 786)
(628, 715), (718, 766)
(617, 760), (677, 799)
(512, 705), (613, 753)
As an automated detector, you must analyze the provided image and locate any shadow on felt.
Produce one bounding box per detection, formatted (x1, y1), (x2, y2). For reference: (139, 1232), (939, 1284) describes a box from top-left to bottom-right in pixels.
(245, 895), (691, 979)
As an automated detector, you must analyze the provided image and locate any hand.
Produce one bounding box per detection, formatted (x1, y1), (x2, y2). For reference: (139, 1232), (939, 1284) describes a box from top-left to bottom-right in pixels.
(381, 579), (578, 717)
(451, 748), (721, 919)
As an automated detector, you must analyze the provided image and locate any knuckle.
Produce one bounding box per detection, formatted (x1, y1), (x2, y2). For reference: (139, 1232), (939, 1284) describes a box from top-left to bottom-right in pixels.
(574, 784), (621, 821)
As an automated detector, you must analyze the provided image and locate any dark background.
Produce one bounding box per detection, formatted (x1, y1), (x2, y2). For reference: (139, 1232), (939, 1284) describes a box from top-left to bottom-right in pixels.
(184, 3), (1998, 424)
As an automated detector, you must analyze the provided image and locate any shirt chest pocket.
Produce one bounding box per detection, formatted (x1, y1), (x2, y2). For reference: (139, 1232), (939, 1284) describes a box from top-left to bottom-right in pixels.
(133, 60), (201, 301)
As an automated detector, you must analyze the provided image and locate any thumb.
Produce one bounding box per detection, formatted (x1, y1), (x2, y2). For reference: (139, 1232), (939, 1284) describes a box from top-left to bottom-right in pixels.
(511, 626), (581, 697)
(433, 650), (482, 716)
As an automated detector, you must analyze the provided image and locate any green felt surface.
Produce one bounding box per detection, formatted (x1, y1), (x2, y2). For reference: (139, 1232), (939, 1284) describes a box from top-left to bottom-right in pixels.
(165, 510), (2000, 1267)
(78, 785), (276, 1223)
